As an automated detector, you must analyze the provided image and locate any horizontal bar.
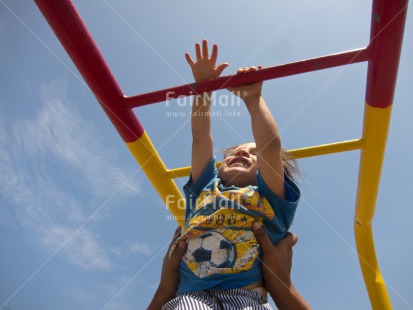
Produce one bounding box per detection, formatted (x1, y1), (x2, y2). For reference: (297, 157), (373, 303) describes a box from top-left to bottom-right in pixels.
(166, 139), (362, 179)
(126, 48), (370, 108)
(288, 139), (363, 158)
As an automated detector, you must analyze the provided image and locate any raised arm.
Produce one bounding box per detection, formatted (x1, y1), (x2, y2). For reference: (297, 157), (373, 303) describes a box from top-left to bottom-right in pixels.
(228, 67), (285, 198)
(185, 40), (228, 183)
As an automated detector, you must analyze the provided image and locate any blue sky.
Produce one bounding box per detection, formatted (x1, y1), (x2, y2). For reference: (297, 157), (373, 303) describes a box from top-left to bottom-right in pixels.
(1, 1), (412, 309)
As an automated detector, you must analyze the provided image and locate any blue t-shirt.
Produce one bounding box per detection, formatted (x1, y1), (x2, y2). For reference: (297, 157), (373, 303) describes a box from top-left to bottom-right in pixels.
(176, 156), (300, 294)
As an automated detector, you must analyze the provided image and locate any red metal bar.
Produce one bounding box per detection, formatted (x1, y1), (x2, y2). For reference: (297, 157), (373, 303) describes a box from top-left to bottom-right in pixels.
(34, 0), (145, 142)
(126, 48), (370, 108)
(366, 0), (408, 107)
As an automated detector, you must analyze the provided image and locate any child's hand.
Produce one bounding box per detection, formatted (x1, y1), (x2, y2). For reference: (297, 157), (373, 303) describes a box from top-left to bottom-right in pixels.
(185, 39), (229, 83)
(227, 66), (263, 103)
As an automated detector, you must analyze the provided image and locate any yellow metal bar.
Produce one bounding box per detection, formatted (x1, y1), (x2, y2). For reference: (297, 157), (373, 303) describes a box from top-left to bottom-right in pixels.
(289, 139), (362, 158)
(166, 139), (363, 179)
(166, 162), (222, 179)
(166, 167), (192, 179)
(355, 103), (393, 309)
(126, 132), (185, 226)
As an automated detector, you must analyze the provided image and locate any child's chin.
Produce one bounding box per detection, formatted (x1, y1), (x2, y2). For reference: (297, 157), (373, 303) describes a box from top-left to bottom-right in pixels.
(220, 170), (251, 184)
(222, 168), (248, 177)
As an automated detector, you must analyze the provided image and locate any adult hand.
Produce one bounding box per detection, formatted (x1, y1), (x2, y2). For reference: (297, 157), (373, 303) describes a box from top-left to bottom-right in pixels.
(147, 227), (186, 310)
(252, 222), (311, 310)
(253, 222), (296, 291)
(185, 39), (229, 82)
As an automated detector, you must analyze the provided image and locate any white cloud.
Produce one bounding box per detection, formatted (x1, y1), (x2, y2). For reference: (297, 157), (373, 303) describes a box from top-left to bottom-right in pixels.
(110, 240), (156, 258)
(15, 80), (140, 196)
(38, 225), (112, 271)
(0, 80), (142, 271)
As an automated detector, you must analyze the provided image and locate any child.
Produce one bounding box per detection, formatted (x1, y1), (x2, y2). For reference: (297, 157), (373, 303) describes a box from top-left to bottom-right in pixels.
(148, 225), (311, 310)
(164, 39), (301, 309)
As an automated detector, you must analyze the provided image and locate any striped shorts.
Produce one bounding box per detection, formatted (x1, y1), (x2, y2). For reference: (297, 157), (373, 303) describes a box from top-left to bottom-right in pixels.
(161, 288), (273, 310)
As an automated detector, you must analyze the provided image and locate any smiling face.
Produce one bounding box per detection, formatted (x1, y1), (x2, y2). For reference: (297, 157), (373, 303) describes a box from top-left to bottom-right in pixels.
(218, 142), (258, 187)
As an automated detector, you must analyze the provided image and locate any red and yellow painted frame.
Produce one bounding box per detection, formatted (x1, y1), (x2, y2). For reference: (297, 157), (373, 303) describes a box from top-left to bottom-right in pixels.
(34, 0), (408, 308)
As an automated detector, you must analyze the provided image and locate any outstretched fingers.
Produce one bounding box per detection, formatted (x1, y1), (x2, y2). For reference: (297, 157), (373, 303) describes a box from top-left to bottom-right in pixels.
(185, 52), (195, 66)
(202, 39), (209, 59)
(195, 42), (202, 61)
(185, 40), (229, 82)
(215, 62), (229, 76)
(210, 43), (218, 63)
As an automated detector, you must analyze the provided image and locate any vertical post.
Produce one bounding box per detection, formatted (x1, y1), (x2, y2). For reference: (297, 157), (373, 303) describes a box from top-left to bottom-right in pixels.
(355, 0), (408, 309)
